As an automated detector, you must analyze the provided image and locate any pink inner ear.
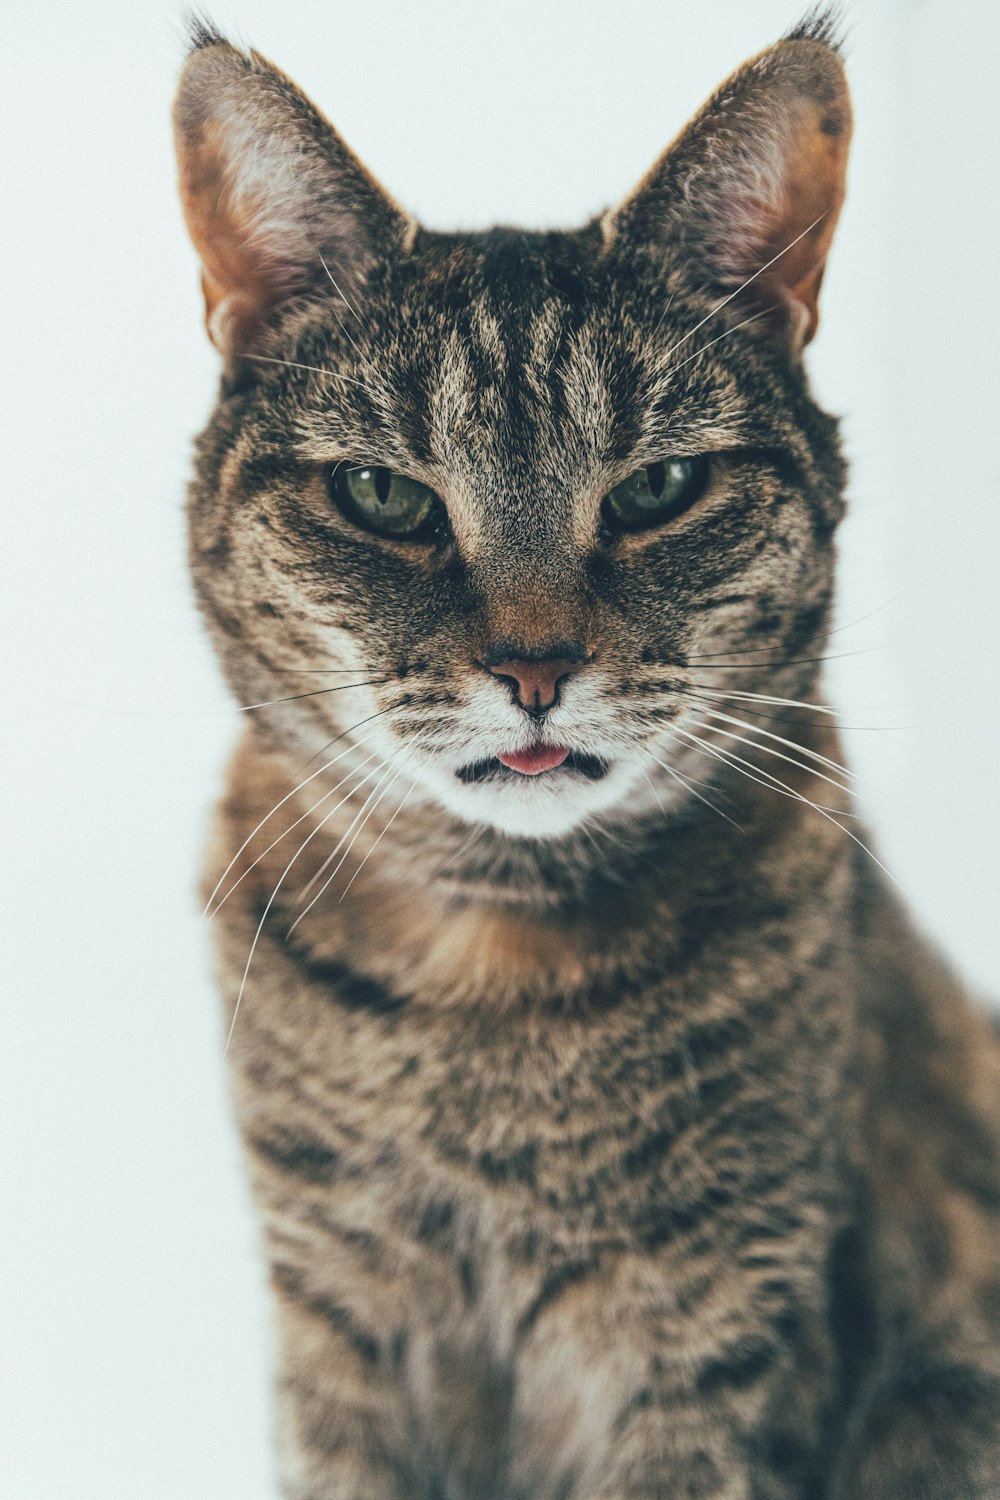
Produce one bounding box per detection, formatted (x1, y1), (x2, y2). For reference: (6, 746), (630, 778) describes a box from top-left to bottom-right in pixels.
(174, 41), (411, 358)
(178, 112), (311, 353)
(751, 101), (850, 347)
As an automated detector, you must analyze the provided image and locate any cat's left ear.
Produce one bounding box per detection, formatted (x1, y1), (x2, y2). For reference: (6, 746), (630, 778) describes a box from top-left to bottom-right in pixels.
(603, 26), (852, 353)
(173, 25), (412, 356)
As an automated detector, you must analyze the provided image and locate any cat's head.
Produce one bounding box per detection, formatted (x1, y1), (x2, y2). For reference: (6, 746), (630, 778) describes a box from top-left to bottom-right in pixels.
(175, 17), (850, 840)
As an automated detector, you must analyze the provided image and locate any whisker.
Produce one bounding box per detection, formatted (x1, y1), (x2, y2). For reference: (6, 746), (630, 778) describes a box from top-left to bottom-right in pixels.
(684, 648), (874, 669)
(647, 288), (675, 342)
(640, 766), (667, 816)
(223, 788), (361, 1055)
(319, 281), (368, 367)
(645, 747), (745, 831)
(685, 696), (847, 730)
(683, 716), (857, 805)
(673, 726), (900, 889)
(660, 304), (777, 381)
(651, 212), (826, 348)
(646, 735), (740, 802)
(291, 759), (399, 908)
(238, 352), (367, 388)
(206, 749), (384, 920)
(338, 777), (418, 902)
(318, 250), (362, 324)
(689, 687), (842, 718)
(263, 666), (386, 675)
(688, 689), (892, 735)
(676, 642), (812, 662)
(237, 679), (384, 713)
(295, 703), (400, 774)
(202, 708), (394, 918)
(288, 761), (409, 933)
(687, 706), (859, 786)
(825, 594), (902, 640)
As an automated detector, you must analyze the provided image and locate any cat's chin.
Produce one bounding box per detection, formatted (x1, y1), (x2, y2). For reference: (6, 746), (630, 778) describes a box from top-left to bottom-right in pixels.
(415, 757), (645, 840)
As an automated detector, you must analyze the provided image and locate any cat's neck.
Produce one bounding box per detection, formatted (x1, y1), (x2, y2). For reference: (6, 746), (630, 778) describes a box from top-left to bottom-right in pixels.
(214, 718), (854, 1011)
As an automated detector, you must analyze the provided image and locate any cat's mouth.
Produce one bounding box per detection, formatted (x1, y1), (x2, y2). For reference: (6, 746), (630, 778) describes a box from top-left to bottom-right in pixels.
(457, 748), (610, 784)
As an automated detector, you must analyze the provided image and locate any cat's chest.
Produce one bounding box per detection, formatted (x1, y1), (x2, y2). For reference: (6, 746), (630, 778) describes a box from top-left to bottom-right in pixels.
(227, 888), (847, 1235)
(221, 878), (853, 1494)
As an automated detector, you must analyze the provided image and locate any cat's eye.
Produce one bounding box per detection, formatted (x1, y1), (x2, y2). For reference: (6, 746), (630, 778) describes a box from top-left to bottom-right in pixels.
(602, 457), (709, 533)
(330, 465), (445, 541)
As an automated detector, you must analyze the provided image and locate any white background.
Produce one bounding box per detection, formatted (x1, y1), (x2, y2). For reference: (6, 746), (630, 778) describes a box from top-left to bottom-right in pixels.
(2, 2), (998, 1497)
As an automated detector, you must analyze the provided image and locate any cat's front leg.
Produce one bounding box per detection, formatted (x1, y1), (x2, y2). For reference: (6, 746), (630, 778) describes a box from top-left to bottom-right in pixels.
(584, 1413), (804, 1500)
(841, 1357), (1000, 1500)
(513, 1259), (835, 1500)
(583, 1393), (816, 1500)
(270, 1276), (415, 1500)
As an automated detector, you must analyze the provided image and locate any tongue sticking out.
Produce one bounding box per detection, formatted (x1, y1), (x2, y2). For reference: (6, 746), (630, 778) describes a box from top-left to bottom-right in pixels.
(497, 744), (571, 776)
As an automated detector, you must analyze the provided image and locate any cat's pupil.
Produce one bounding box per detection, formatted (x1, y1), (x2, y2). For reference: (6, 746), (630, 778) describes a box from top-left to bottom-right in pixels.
(646, 461), (665, 499)
(373, 467), (391, 506)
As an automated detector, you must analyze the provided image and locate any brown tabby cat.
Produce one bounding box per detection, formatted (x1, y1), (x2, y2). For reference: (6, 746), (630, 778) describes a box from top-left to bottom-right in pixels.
(174, 13), (1000, 1498)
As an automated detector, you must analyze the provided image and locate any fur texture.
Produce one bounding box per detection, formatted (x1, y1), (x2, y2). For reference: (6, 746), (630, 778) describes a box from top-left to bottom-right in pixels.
(175, 16), (1000, 1499)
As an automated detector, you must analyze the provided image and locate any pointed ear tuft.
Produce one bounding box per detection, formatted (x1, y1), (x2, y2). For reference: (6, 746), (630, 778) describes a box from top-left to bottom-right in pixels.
(605, 33), (852, 354)
(184, 11), (229, 55)
(173, 37), (412, 356)
(784, 6), (847, 51)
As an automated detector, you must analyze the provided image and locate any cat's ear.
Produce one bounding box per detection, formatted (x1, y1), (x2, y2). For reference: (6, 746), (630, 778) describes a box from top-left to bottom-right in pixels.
(603, 26), (851, 353)
(173, 24), (412, 356)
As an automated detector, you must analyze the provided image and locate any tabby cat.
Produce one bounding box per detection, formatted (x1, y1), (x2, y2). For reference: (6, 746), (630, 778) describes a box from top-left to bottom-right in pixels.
(174, 14), (1000, 1498)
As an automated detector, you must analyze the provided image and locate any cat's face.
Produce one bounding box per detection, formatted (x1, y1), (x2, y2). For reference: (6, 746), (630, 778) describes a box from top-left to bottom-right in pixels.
(177, 22), (850, 839)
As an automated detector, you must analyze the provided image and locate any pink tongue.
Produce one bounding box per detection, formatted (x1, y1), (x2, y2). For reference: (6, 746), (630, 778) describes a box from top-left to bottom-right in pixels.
(497, 744), (571, 776)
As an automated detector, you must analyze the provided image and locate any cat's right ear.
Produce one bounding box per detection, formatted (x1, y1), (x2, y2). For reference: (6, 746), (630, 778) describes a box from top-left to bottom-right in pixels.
(173, 25), (411, 357)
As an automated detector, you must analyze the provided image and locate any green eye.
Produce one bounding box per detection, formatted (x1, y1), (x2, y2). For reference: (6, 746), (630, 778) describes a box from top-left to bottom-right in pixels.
(330, 465), (444, 540)
(602, 457), (709, 532)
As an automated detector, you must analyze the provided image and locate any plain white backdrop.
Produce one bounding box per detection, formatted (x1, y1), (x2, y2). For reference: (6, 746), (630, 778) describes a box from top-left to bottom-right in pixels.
(2, 2), (998, 1497)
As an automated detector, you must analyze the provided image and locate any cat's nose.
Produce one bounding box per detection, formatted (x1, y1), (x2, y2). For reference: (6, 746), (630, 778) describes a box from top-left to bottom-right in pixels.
(483, 643), (588, 717)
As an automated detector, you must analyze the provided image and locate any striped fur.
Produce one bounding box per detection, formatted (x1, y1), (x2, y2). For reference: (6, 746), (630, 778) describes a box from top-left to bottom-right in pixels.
(176, 17), (1000, 1499)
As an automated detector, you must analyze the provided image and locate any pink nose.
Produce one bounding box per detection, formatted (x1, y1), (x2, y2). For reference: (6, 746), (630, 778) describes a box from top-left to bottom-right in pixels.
(485, 654), (584, 716)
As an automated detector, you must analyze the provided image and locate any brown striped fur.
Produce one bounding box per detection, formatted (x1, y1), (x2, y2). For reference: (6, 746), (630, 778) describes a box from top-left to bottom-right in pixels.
(175, 14), (1000, 1498)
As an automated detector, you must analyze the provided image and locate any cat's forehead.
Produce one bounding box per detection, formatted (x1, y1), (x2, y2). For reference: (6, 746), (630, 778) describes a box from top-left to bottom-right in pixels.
(287, 227), (758, 480)
(411, 226), (602, 316)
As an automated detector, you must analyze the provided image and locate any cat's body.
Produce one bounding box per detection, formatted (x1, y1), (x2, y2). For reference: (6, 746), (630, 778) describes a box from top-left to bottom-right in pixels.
(176, 17), (1000, 1498)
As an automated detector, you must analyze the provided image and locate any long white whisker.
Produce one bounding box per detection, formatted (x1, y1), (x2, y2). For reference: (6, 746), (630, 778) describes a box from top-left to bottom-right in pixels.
(318, 250), (362, 324)
(640, 767), (667, 816)
(288, 760), (410, 933)
(293, 702), (400, 777)
(646, 746), (745, 831)
(660, 305), (776, 381)
(682, 718), (857, 809)
(690, 687), (842, 718)
(237, 679), (383, 713)
(238, 352), (367, 388)
(651, 213), (826, 348)
(687, 709), (859, 790)
(673, 726), (900, 889)
(207, 750), (384, 920)
(293, 765), (394, 906)
(201, 723), (386, 919)
(317, 254), (371, 368)
(223, 790), (359, 1055)
(338, 778), (418, 903)
(203, 747), (364, 912)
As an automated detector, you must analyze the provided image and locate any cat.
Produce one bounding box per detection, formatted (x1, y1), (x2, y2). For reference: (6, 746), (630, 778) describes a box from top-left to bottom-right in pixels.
(174, 12), (1000, 1498)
